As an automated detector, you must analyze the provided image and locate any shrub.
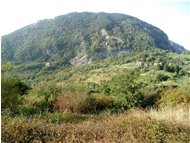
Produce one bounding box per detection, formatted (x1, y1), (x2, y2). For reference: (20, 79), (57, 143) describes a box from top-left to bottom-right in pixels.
(158, 86), (190, 108)
(163, 63), (181, 73)
(79, 95), (115, 114)
(140, 86), (161, 108)
(109, 71), (145, 111)
(53, 90), (115, 114)
(1, 75), (30, 114)
(154, 73), (170, 83)
(53, 92), (86, 113)
(21, 83), (62, 115)
(113, 93), (144, 112)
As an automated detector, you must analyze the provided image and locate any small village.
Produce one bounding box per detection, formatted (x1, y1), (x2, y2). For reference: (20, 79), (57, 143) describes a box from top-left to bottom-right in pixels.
(136, 61), (162, 67)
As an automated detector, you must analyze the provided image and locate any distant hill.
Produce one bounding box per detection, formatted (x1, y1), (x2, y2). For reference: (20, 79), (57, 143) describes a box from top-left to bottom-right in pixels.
(1, 12), (184, 66)
(170, 41), (186, 53)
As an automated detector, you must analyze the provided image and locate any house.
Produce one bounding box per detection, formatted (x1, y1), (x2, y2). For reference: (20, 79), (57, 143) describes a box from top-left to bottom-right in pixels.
(45, 62), (50, 67)
(154, 62), (162, 66)
(136, 61), (151, 67)
(154, 63), (158, 66)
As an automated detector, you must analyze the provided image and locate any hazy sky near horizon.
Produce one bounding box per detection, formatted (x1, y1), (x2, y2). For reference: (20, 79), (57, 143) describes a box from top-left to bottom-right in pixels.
(0, 0), (190, 50)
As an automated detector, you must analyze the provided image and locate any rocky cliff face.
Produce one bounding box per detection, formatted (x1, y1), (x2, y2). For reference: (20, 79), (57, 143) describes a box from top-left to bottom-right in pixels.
(2, 12), (178, 66)
(70, 48), (130, 65)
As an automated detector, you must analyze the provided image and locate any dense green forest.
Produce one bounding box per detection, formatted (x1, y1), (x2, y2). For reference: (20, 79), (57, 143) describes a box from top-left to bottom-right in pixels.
(2, 12), (179, 66)
(1, 12), (190, 142)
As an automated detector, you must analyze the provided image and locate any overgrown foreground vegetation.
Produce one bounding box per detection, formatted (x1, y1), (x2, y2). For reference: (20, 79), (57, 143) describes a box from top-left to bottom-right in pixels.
(2, 51), (190, 142)
(2, 109), (190, 143)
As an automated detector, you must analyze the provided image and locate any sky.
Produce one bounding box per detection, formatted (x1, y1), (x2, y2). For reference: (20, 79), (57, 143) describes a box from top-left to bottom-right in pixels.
(0, 0), (190, 50)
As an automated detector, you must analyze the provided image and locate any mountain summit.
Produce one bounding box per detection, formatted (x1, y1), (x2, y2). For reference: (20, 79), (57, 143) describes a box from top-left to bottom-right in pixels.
(1, 12), (183, 65)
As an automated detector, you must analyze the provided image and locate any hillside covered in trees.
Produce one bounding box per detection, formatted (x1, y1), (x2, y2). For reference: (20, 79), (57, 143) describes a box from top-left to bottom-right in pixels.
(2, 12), (184, 66)
(1, 12), (190, 142)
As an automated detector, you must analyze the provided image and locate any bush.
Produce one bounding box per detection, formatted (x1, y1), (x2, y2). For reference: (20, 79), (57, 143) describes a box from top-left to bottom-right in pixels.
(79, 95), (115, 114)
(158, 86), (190, 108)
(109, 71), (144, 111)
(140, 86), (161, 108)
(1, 75), (30, 114)
(113, 93), (144, 112)
(53, 90), (115, 114)
(163, 63), (181, 73)
(21, 83), (62, 115)
(154, 73), (170, 83)
(53, 92), (86, 113)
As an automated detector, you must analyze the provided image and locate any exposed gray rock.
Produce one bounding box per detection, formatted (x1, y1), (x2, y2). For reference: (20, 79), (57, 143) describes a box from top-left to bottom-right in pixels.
(70, 48), (130, 65)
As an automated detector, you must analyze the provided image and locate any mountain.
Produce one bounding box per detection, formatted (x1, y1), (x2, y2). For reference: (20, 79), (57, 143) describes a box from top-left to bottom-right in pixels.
(170, 41), (186, 52)
(1, 12), (182, 66)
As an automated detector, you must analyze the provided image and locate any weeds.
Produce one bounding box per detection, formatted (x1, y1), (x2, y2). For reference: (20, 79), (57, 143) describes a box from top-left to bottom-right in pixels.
(2, 109), (190, 143)
(148, 107), (190, 127)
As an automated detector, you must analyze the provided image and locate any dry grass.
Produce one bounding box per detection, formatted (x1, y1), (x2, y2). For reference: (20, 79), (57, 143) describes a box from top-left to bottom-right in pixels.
(148, 107), (190, 127)
(2, 109), (190, 143)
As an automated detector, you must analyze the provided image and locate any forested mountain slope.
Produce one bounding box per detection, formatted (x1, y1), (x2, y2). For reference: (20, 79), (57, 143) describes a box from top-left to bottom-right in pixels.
(2, 12), (179, 66)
